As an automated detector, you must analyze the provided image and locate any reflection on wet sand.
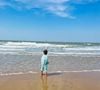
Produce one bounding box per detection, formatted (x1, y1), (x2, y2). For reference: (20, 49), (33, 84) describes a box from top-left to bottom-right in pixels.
(0, 72), (100, 90)
(41, 76), (48, 90)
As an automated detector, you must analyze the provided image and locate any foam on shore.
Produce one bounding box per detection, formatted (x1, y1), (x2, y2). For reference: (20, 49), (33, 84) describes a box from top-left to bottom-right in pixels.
(1, 69), (100, 76)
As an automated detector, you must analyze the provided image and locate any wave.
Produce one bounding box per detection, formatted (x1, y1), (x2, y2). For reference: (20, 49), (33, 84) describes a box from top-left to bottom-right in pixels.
(0, 48), (24, 51)
(0, 41), (80, 48)
(0, 41), (100, 48)
(1, 70), (100, 76)
(64, 47), (100, 51)
(0, 71), (37, 76)
(0, 41), (100, 55)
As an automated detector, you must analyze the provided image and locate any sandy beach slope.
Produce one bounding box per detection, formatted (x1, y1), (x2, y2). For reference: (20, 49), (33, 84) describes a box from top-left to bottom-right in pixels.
(0, 72), (100, 90)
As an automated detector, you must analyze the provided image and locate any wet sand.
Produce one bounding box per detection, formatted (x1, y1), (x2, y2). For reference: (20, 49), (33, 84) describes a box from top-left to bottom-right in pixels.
(0, 72), (100, 90)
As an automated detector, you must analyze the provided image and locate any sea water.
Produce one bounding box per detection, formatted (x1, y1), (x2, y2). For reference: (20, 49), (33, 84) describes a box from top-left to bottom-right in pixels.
(0, 40), (100, 75)
(0, 40), (100, 55)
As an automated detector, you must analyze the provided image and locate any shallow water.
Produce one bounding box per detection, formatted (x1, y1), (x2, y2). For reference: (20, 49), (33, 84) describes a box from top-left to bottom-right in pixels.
(0, 53), (100, 75)
(0, 41), (100, 75)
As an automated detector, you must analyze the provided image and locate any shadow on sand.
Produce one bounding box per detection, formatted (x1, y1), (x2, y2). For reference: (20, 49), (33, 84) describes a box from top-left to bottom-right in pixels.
(48, 72), (62, 76)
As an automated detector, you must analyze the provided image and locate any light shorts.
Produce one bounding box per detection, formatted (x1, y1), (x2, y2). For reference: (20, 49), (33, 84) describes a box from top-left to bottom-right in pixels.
(41, 64), (48, 73)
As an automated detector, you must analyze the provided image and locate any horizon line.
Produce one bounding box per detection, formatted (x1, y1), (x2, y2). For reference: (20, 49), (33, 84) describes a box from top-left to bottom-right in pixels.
(0, 39), (100, 44)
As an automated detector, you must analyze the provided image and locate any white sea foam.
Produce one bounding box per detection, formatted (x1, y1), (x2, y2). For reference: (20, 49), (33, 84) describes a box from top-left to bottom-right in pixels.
(64, 47), (100, 51)
(5, 42), (37, 46)
(1, 42), (71, 48)
(0, 48), (24, 51)
(0, 41), (100, 50)
(0, 71), (37, 76)
(0, 51), (100, 56)
(49, 52), (100, 56)
(0, 41), (100, 55)
(56, 70), (100, 73)
(0, 70), (100, 76)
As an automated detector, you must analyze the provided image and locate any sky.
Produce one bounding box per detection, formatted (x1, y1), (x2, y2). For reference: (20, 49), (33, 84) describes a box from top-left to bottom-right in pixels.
(0, 0), (100, 42)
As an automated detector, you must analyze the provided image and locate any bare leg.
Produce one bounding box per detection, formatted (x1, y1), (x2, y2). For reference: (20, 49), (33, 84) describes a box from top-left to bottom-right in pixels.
(41, 71), (43, 76)
(45, 72), (48, 77)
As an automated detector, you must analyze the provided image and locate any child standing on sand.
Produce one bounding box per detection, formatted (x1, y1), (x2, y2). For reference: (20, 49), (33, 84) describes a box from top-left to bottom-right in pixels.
(41, 49), (49, 76)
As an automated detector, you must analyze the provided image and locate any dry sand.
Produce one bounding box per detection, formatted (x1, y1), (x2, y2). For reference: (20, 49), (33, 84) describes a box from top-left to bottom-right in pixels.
(0, 72), (100, 90)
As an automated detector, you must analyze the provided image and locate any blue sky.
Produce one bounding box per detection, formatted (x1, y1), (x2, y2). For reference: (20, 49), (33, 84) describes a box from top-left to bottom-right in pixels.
(0, 0), (100, 42)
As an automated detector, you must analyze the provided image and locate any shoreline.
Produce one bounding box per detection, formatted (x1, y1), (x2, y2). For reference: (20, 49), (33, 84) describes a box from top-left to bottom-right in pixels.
(1, 70), (100, 76)
(0, 72), (100, 90)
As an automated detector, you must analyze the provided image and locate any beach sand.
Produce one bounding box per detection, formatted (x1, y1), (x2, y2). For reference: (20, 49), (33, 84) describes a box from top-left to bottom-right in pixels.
(0, 72), (100, 90)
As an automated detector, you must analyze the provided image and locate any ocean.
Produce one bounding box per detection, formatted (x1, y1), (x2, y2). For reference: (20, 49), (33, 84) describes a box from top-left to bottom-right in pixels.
(0, 40), (100, 55)
(0, 40), (100, 75)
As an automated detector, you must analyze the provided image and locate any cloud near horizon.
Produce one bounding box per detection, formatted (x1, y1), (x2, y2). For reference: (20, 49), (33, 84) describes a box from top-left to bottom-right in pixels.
(0, 0), (99, 18)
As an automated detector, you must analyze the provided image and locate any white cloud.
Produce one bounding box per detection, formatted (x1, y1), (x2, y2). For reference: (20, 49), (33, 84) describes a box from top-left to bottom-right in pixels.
(0, 0), (8, 7)
(45, 4), (75, 18)
(72, 0), (99, 3)
(0, 0), (99, 18)
(41, 0), (69, 4)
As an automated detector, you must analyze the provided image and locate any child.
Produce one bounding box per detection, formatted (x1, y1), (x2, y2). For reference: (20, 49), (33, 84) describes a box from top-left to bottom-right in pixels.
(41, 49), (49, 76)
